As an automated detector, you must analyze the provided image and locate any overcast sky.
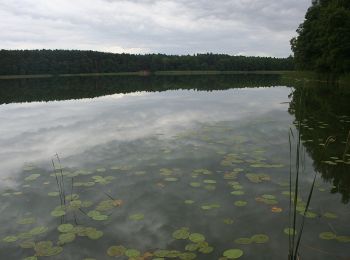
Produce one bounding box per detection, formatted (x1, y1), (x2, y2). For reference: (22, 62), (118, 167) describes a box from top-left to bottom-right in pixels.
(0, 0), (310, 57)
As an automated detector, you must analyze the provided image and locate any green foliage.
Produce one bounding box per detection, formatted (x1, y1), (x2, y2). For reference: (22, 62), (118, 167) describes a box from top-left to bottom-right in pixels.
(0, 50), (294, 76)
(291, 0), (350, 75)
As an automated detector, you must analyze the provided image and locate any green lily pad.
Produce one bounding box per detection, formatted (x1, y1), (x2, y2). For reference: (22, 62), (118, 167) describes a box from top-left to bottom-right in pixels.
(251, 234), (269, 243)
(319, 232), (337, 240)
(234, 238), (252, 244)
(87, 230), (103, 240)
(323, 212), (337, 219)
(184, 200), (195, 205)
(48, 192), (59, 197)
(172, 228), (190, 240)
(284, 228), (297, 236)
(262, 194), (276, 200)
(336, 236), (350, 242)
(189, 233), (205, 243)
(190, 182), (201, 188)
(129, 213), (144, 221)
(179, 252), (197, 259)
(223, 218), (234, 225)
(203, 180), (216, 184)
(2, 236), (18, 243)
(51, 209), (66, 217)
(231, 191), (245, 196)
(17, 217), (36, 225)
(25, 174), (40, 181)
(223, 249), (244, 259)
(107, 245), (126, 256)
(30, 226), (48, 235)
(58, 233), (76, 244)
(199, 246), (214, 254)
(165, 177), (178, 182)
(23, 257), (37, 260)
(125, 249), (141, 258)
(20, 240), (36, 249)
(185, 243), (199, 251)
(58, 224), (74, 233)
(234, 201), (247, 207)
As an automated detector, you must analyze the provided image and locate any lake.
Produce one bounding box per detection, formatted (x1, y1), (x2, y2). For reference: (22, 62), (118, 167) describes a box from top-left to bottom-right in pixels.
(0, 74), (349, 260)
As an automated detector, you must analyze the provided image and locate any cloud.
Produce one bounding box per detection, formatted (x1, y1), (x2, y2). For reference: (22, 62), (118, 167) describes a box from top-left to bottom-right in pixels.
(0, 0), (310, 57)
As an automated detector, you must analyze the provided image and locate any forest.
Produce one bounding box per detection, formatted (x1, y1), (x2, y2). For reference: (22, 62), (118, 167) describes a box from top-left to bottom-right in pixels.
(291, 0), (350, 75)
(0, 50), (294, 76)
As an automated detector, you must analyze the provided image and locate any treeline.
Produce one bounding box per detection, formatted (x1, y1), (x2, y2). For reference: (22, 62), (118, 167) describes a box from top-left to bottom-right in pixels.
(0, 50), (294, 75)
(0, 74), (283, 104)
(291, 0), (350, 75)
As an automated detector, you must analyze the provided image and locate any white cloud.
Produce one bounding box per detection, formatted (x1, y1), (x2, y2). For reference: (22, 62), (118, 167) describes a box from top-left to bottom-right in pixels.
(0, 0), (311, 56)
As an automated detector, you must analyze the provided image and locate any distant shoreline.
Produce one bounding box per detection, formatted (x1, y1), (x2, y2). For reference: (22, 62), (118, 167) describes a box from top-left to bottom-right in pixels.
(0, 70), (293, 80)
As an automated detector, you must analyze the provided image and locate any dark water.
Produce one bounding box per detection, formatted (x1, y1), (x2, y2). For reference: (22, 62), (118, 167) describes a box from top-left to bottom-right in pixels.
(0, 75), (349, 260)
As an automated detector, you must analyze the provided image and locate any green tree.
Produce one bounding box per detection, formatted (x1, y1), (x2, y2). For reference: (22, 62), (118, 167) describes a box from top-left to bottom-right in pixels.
(291, 0), (350, 75)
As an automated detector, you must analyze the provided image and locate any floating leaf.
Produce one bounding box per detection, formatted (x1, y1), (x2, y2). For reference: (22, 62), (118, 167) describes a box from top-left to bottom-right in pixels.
(51, 209), (66, 217)
(319, 232), (336, 240)
(165, 177), (178, 182)
(251, 234), (269, 244)
(199, 246), (214, 254)
(234, 238), (252, 245)
(58, 233), (76, 244)
(190, 182), (201, 188)
(203, 180), (216, 184)
(323, 212), (337, 219)
(23, 257), (37, 260)
(25, 174), (40, 181)
(223, 249), (243, 259)
(87, 230), (103, 240)
(185, 243), (199, 251)
(107, 245), (126, 256)
(2, 236), (18, 243)
(125, 249), (141, 258)
(284, 228), (297, 236)
(172, 228), (190, 240)
(30, 226), (48, 235)
(223, 218), (234, 225)
(262, 194), (276, 200)
(48, 192), (59, 197)
(20, 240), (36, 249)
(17, 217), (36, 225)
(336, 236), (350, 243)
(189, 233), (205, 243)
(129, 214), (144, 221)
(184, 200), (195, 205)
(234, 201), (247, 207)
(271, 207), (282, 213)
(58, 224), (74, 233)
(231, 191), (244, 196)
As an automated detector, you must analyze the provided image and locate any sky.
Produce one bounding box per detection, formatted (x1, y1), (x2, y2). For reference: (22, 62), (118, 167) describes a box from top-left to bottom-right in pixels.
(0, 0), (311, 57)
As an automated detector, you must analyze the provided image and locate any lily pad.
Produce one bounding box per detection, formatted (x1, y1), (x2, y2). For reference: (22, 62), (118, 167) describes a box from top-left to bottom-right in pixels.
(2, 236), (18, 243)
(129, 213), (144, 221)
(107, 245), (126, 256)
(234, 201), (247, 207)
(231, 191), (245, 196)
(17, 217), (36, 225)
(284, 228), (297, 236)
(172, 228), (190, 240)
(234, 238), (252, 244)
(184, 200), (195, 205)
(25, 174), (40, 181)
(58, 233), (76, 244)
(319, 232), (336, 240)
(223, 249), (244, 259)
(251, 234), (269, 243)
(58, 224), (74, 233)
(125, 249), (141, 258)
(336, 236), (350, 243)
(323, 212), (337, 219)
(189, 233), (205, 243)
(30, 226), (48, 235)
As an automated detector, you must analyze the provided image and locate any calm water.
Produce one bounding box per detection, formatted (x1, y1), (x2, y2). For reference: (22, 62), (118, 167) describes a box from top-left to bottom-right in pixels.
(0, 75), (349, 260)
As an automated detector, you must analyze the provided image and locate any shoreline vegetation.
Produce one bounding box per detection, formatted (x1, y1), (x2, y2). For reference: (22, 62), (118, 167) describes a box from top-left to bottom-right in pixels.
(1, 70), (349, 86)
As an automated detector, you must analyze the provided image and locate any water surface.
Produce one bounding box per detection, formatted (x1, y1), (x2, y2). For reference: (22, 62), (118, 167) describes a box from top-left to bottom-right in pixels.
(0, 75), (349, 260)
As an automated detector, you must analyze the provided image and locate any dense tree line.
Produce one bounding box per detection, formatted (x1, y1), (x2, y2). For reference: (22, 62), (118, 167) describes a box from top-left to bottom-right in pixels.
(0, 74), (283, 104)
(291, 0), (350, 75)
(0, 50), (293, 75)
